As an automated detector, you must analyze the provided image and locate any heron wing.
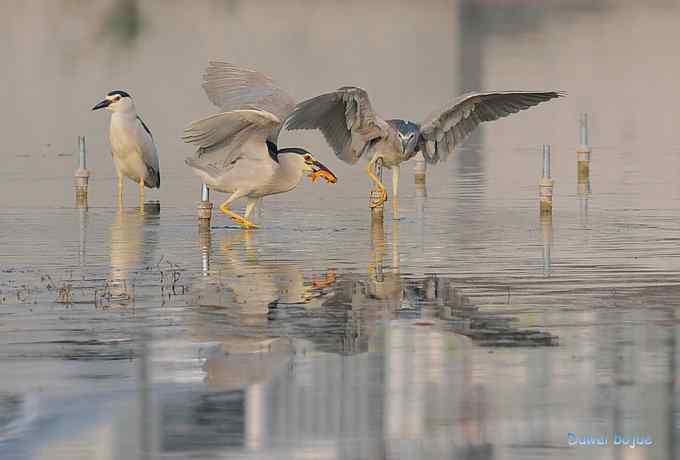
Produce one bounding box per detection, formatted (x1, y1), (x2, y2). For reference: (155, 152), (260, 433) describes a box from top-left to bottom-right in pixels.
(202, 61), (296, 122)
(182, 109), (281, 175)
(136, 115), (160, 188)
(415, 91), (564, 163)
(283, 86), (385, 165)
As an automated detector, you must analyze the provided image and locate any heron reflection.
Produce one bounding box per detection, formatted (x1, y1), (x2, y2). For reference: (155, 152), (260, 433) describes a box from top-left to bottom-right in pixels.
(191, 230), (336, 323)
(103, 203), (160, 307)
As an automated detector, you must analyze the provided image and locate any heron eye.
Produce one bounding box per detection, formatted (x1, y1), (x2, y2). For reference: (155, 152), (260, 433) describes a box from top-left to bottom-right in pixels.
(114, 96), (121, 102)
(304, 155), (312, 162)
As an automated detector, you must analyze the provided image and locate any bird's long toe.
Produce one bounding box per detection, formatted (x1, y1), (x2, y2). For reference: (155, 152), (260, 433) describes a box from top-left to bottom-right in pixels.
(369, 187), (388, 208)
(230, 215), (259, 230)
(240, 220), (259, 230)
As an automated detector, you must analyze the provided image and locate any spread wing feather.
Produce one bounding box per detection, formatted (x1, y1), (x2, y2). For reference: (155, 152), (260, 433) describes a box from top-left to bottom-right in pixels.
(284, 87), (385, 165)
(414, 91), (564, 163)
(182, 109), (280, 175)
(202, 61), (295, 123)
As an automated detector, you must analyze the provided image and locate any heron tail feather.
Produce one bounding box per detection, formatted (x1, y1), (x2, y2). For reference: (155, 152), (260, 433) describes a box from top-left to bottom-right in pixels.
(144, 166), (160, 188)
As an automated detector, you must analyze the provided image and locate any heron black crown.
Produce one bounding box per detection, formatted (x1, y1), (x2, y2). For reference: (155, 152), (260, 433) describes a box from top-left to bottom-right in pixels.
(266, 141), (311, 163)
(277, 147), (311, 156)
(107, 90), (131, 98)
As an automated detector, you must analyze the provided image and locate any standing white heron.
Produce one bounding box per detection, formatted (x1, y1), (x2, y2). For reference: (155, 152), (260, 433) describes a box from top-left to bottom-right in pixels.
(92, 90), (160, 206)
(284, 87), (564, 218)
(182, 62), (337, 230)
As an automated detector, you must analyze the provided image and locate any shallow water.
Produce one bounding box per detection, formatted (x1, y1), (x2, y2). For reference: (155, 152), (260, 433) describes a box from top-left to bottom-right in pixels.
(2, 1), (680, 459)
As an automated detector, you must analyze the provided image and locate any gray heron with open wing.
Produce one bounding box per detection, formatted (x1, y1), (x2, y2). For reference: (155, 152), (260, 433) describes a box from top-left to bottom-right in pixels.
(183, 62), (337, 229)
(284, 87), (564, 218)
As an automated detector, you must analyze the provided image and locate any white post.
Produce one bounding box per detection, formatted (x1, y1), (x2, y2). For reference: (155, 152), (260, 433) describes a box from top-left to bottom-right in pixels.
(414, 151), (426, 185)
(197, 184), (213, 226)
(577, 113), (591, 182)
(74, 136), (91, 207)
(539, 144), (554, 216)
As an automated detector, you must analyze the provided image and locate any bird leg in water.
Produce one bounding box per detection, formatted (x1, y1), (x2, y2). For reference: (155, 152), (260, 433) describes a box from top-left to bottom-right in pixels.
(117, 175), (124, 208)
(219, 194), (258, 229)
(138, 177), (145, 208)
(391, 164), (400, 219)
(366, 157), (387, 208)
(243, 198), (258, 222)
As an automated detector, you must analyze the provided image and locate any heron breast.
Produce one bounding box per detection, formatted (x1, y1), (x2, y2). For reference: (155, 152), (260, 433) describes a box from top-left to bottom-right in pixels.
(372, 140), (402, 167)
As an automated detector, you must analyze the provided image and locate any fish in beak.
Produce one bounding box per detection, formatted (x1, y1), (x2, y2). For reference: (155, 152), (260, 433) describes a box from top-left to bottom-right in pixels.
(309, 160), (337, 184)
(92, 99), (111, 111)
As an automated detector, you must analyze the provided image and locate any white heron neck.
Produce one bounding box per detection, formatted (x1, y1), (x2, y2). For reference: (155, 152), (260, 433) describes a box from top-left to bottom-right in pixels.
(111, 108), (138, 120)
(273, 154), (305, 194)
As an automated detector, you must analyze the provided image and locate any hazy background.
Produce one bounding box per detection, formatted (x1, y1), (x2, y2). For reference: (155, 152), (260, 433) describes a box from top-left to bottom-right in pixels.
(1, 0), (659, 208)
(3, 0), (679, 211)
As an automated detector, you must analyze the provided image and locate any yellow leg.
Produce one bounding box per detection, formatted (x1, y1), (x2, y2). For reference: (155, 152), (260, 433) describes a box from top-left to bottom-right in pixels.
(391, 164), (400, 219)
(116, 175), (123, 208)
(243, 197), (258, 221)
(219, 198), (259, 230)
(138, 177), (145, 207)
(366, 157), (387, 208)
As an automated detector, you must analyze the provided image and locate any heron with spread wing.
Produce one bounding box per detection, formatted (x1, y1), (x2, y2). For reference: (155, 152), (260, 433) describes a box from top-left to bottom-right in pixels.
(183, 62), (337, 229)
(284, 87), (564, 218)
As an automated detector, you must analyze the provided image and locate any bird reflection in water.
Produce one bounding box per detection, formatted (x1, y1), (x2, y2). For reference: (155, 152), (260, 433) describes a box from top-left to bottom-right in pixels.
(155, 222), (561, 459)
(367, 218), (401, 303)
(184, 229), (338, 451)
(191, 230), (337, 327)
(101, 203), (160, 307)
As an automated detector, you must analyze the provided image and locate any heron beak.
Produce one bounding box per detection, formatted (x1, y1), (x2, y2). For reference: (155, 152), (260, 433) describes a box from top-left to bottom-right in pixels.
(309, 160), (337, 184)
(92, 99), (111, 111)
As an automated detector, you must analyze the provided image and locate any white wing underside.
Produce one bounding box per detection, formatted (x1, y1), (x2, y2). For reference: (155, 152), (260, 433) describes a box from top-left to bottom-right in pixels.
(202, 61), (296, 144)
(182, 109), (281, 180)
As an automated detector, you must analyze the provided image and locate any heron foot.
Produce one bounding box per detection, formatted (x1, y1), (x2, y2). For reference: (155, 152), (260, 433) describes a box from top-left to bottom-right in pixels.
(369, 186), (387, 208)
(219, 203), (259, 230)
(231, 216), (259, 230)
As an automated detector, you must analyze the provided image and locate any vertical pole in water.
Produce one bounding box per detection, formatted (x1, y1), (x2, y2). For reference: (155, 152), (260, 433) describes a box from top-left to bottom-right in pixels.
(577, 113), (591, 184)
(199, 211), (211, 277)
(197, 183), (213, 228)
(414, 151), (426, 185)
(74, 136), (90, 207)
(539, 144), (554, 216)
(370, 158), (385, 222)
(541, 213), (553, 277)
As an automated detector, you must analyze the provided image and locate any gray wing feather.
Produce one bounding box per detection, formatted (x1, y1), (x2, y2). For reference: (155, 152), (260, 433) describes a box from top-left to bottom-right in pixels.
(136, 116), (160, 188)
(182, 109), (280, 174)
(416, 91), (564, 163)
(202, 61), (296, 123)
(284, 87), (385, 165)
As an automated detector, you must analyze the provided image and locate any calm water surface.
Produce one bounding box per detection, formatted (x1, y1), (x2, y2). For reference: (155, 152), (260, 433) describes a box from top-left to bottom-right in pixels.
(2, 1), (680, 459)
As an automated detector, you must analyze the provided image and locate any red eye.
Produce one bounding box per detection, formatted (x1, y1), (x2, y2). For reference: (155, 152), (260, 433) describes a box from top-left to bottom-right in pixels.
(304, 155), (312, 161)
(114, 96), (121, 102)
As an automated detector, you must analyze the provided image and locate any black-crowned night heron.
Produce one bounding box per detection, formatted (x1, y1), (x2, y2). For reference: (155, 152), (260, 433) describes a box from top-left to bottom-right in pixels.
(182, 63), (337, 230)
(92, 90), (160, 206)
(285, 87), (563, 218)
